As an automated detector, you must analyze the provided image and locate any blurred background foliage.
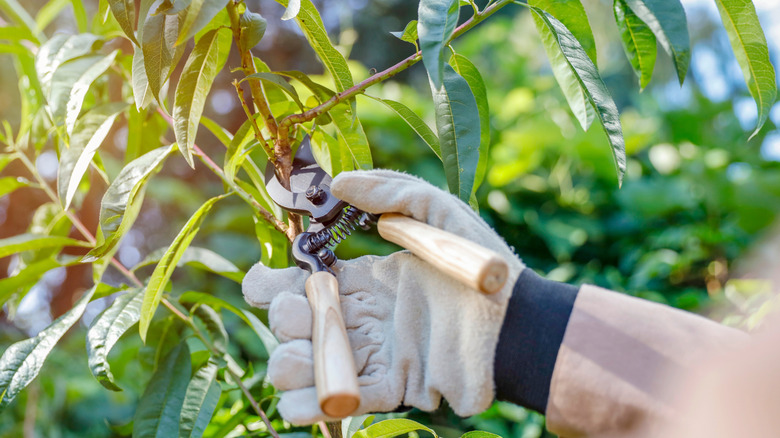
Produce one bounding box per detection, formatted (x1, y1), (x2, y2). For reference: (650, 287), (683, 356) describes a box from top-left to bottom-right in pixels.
(1, 0), (780, 437)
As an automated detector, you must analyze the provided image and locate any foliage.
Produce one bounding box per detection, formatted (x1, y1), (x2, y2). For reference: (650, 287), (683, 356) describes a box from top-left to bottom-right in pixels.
(0, 0), (777, 437)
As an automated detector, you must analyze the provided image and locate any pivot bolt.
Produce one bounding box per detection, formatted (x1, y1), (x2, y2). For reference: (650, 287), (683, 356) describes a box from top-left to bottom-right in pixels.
(305, 185), (326, 205)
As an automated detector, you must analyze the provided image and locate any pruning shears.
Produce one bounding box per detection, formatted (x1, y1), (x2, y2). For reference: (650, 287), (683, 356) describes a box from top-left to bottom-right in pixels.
(263, 136), (509, 418)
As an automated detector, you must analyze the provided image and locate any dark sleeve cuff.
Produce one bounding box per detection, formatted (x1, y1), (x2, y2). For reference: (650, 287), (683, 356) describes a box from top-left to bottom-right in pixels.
(493, 269), (579, 414)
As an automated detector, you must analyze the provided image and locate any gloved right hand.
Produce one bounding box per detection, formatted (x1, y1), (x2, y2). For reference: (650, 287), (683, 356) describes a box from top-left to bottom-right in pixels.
(242, 169), (526, 424)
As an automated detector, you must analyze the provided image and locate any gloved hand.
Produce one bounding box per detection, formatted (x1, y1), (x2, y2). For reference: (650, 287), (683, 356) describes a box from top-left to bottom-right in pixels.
(242, 169), (525, 424)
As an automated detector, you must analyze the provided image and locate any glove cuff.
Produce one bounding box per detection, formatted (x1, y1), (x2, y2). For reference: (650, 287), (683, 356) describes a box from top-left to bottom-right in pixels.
(493, 269), (579, 413)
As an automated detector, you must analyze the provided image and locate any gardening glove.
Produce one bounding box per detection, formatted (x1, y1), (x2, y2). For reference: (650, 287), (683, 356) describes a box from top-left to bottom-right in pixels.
(242, 169), (526, 424)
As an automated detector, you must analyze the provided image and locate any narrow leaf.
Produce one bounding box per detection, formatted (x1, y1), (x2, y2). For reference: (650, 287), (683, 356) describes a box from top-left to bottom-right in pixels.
(449, 53), (489, 192)
(132, 48), (153, 110)
(179, 359), (220, 438)
(132, 342), (191, 438)
(353, 419), (437, 438)
(418, 0), (459, 88)
(108, 0), (139, 45)
(142, 11), (179, 103)
(431, 63), (480, 202)
(133, 246), (243, 282)
(366, 95), (440, 159)
(84, 145), (175, 262)
(58, 102), (127, 209)
(176, 0), (229, 46)
(713, 0), (777, 138)
(273, 0), (354, 108)
(460, 432), (501, 438)
(0, 257), (80, 306)
(0, 177), (27, 198)
(178, 292), (250, 324)
(192, 305), (227, 354)
(86, 288), (144, 391)
(0, 285), (97, 409)
(0, 0), (43, 43)
(35, 34), (101, 95)
(530, 7), (627, 185)
(614, 0), (657, 89)
(281, 0), (300, 20)
(173, 28), (229, 167)
(0, 234), (90, 259)
(330, 103), (373, 170)
(48, 50), (118, 135)
(623, 0), (690, 84)
(391, 20), (418, 48)
(139, 194), (229, 341)
(529, 0), (597, 65)
(242, 72), (304, 110)
(533, 11), (595, 130)
(241, 309), (279, 356)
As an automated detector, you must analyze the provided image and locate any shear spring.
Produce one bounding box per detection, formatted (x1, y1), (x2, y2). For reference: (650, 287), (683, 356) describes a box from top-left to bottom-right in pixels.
(305, 205), (366, 252)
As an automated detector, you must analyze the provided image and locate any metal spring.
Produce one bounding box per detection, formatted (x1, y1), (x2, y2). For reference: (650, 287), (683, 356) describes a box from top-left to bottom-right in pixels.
(305, 205), (364, 252)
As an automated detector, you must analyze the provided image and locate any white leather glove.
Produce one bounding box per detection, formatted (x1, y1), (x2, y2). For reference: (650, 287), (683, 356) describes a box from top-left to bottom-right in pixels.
(242, 169), (525, 424)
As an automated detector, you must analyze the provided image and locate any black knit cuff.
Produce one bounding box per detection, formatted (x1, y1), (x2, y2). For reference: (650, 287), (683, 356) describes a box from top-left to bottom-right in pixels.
(493, 269), (579, 413)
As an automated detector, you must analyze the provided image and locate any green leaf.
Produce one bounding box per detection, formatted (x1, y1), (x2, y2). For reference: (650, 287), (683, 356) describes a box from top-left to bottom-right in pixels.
(132, 342), (191, 438)
(528, 0), (597, 65)
(0, 26), (36, 43)
(142, 10), (180, 104)
(132, 48), (154, 110)
(310, 125), (348, 176)
(192, 305), (227, 354)
(36, 0), (70, 32)
(0, 154), (18, 173)
(529, 6), (627, 186)
(36, 34), (103, 96)
(224, 116), (263, 184)
(533, 10), (595, 130)
(241, 309), (279, 356)
(134, 246), (244, 282)
(277, 70), (336, 102)
(200, 116), (232, 147)
(242, 72), (304, 110)
(353, 419), (437, 438)
(179, 359), (220, 438)
(713, 0), (777, 138)
(178, 292), (250, 324)
(449, 53), (489, 193)
(239, 11), (267, 51)
(343, 415), (375, 438)
(48, 50), (118, 136)
(0, 0), (43, 44)
(614, 0), (657, 90)
(173, 28), (229, 167)
(0, 256), (80, 306)
(108, 0), (139, 45)
(431, 63), (480, 202)
(330, 103), (373, 170)
(281, 0), (300, 20)
(391, 20), (418, 49)
(70, 0), (88, 32)
(58, 102), (127, 209)
(0, 234), (91, 259)
(86, 288), (144, 391)
(0, 285), (97, 409)
(366, 95), (440, 159)
(274, 0), (354, 97)
(139, 194), (229, 341)
(418, 0), (459, 89)
(460, 432), (501, 438)
(84, 145), (175, 262)
(0, 176), (27, 198)
(623, 0), (689, 84)
(176, 0), (229, 46)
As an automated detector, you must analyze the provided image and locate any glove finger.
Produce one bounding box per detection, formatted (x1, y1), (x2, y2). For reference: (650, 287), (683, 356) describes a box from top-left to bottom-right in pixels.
(277, 387), (333, 425)
(331, 170), (495, 238)
(269, 292), (312, 342)
(268, 339), (315, 391)
(243, 263), (307, 309)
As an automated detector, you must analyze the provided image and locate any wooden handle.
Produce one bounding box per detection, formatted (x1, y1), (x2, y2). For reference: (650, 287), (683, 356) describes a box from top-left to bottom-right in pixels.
(377, 213), (509, 294)
(305, 271), (360, 417)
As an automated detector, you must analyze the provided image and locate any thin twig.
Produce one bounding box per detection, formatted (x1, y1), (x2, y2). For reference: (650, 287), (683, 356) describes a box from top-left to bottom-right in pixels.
(232, 79), (274, 159)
